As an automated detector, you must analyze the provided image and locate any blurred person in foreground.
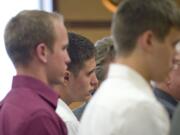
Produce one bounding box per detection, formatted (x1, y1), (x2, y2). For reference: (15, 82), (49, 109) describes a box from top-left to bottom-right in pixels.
(78, 0), (180, 135)
(0, 10), (70, 135)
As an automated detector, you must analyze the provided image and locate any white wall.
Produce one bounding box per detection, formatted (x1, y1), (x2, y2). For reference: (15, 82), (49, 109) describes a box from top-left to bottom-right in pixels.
(0, 0), (52, 100)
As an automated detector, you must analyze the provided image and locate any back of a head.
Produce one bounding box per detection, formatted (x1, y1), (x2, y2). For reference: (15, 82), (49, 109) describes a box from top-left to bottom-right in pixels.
(4, 10), (63, 67)
(67, 32), (96, 76)
(112, 0), (180, 56)
(95, 36), (115, 82)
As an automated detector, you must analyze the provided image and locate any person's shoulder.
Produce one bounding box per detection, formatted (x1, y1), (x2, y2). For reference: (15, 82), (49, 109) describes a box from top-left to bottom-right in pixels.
(20, 110), (67, 135)
(171, 104), (180, 135)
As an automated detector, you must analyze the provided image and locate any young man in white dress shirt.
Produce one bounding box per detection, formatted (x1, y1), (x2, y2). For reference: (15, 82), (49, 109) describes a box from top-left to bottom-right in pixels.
(73, 36), (115, 120)
(53, 32), (98, 135)
(78, 0), (180, 135)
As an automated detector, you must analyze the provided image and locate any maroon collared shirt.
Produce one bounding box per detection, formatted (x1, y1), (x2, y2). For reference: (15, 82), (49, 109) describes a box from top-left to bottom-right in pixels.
(0, 75), (67, 135)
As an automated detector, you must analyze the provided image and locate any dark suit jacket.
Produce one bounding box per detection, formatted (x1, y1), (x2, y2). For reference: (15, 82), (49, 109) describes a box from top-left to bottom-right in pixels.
(171, 103), (180, 135)
(73, 103), (87, 121)
(153, 87), (178, 119)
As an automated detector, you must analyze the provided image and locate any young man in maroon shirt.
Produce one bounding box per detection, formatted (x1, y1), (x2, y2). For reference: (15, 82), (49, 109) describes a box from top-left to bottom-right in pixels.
(0, 10), (70, 135)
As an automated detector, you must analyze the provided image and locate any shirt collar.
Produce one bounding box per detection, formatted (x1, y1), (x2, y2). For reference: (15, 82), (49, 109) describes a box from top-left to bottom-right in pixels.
(12, 75), (59, 109)
(108, 63), (155, 98)
(56, 98), (79, 122)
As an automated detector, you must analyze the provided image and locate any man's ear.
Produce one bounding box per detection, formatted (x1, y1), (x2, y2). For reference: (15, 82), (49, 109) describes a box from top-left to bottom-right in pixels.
(35, 43), (49, 63)
(137, 30), (154, 52)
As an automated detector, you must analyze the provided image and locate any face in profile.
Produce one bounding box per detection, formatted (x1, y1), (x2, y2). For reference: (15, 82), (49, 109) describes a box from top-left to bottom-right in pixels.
(150, 27), (180, 82)
(67, 57), (98, 102)
(46, 20), (70, 85)
(167, 52), (180, 100)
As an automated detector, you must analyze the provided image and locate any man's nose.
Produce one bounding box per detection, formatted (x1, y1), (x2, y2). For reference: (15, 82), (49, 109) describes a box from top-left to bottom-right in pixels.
(91, 74), (99, 90)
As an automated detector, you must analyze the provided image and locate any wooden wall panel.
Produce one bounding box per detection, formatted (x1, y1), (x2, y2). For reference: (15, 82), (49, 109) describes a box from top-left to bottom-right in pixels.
(55, 0), (113, 43)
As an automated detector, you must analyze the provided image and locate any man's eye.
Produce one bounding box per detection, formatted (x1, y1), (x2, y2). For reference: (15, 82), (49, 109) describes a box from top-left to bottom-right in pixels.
(172, 62), (180, 70)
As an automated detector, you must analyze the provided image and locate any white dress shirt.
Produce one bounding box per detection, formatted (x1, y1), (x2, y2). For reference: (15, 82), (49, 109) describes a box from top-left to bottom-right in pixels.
(56, 99), (79, 135)
(79, 64), (170, 135)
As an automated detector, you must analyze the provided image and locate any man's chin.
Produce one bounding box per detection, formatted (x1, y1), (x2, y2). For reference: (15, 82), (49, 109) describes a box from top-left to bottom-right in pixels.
(84, 95), (92, 101)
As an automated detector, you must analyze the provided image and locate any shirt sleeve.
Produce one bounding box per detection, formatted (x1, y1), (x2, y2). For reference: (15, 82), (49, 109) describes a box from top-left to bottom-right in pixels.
(18, 110), (67, 135)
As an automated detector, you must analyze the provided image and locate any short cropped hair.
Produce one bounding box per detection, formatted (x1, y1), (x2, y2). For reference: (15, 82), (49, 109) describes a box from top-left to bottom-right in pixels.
(67, 32), (96, 76)
(4, 10), (63, 66)
(95, 36), (115, 82)
(112, 0), (180, 56)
